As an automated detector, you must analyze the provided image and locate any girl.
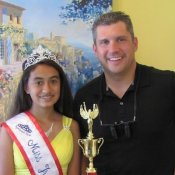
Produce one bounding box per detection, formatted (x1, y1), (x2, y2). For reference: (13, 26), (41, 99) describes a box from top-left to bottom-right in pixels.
(0, 45), (80, 175)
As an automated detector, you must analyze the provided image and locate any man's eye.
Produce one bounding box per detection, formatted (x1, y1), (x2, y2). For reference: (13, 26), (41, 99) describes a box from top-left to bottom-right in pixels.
(117, 37), (126, 42)
(100, 39), (109, 45)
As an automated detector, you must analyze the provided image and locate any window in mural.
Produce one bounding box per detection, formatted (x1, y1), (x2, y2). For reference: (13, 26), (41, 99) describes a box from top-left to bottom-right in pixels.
(0, 0), (112, 122)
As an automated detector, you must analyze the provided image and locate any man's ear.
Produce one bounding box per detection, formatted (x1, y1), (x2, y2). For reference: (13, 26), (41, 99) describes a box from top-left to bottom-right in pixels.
(133, 37), (138, 51)
(93, 43), (98, 57)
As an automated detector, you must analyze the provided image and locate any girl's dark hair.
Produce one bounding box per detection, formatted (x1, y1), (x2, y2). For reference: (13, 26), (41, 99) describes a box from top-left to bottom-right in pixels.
(8, 59), (73, 118)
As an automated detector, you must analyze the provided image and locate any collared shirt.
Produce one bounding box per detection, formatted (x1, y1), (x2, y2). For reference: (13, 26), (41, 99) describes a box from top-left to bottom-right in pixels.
(73, 63), (175, 175)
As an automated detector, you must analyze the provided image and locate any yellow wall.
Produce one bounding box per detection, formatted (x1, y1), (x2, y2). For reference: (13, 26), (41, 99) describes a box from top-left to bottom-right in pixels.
(113, 0), (175, 71)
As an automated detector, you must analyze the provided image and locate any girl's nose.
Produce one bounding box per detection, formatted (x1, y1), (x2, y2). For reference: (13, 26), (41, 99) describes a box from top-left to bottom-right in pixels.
(42, 82), (51, 92)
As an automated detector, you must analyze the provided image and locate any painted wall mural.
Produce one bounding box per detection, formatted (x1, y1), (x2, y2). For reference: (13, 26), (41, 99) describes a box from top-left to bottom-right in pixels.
(0, 0), (112, 122)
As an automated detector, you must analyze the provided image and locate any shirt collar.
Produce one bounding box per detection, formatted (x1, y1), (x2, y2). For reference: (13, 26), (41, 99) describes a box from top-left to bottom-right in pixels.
(99, 63), (150, 98)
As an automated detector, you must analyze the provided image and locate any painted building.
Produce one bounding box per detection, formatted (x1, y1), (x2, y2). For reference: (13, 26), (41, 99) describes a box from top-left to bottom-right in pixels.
(0, 0), (25, 64)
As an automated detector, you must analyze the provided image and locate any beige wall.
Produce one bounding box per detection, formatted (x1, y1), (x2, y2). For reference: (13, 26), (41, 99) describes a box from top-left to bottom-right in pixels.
(113, 0), (175, 71)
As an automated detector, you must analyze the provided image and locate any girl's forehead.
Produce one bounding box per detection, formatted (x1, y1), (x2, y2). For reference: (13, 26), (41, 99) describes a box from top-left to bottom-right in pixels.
(29, 65), (60, 78)
(32, 64), (59, 72)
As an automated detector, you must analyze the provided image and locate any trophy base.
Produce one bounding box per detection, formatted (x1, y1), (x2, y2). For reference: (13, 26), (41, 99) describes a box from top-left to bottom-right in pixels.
(86, 168), (97, 175)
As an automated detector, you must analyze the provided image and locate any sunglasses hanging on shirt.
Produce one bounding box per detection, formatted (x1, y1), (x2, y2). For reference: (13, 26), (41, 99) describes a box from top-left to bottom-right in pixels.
(100, 110), (136, 139)
(99, 66), (141, 140)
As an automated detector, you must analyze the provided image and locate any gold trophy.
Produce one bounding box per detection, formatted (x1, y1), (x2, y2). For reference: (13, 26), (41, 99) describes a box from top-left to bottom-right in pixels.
(78, 102), (104, 175)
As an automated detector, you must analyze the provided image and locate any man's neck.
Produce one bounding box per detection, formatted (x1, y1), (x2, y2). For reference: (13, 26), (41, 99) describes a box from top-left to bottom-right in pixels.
(105, 62), (136, 98)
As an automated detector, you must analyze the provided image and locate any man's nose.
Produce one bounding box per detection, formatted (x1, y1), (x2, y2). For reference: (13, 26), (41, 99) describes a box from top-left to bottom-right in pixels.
(109, 41), (120, 52)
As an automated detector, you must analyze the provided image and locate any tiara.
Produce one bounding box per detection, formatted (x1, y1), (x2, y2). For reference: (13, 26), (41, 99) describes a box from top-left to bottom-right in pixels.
(23, 45), (59, 70)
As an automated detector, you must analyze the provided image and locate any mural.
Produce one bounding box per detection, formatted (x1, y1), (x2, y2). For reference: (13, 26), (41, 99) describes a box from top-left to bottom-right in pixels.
(0, 0), (112, 122)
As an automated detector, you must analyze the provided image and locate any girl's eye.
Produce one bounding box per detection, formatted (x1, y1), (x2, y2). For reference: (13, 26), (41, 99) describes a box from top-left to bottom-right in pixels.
(50, 79), (59, 84)
(35, 81), (43, 86)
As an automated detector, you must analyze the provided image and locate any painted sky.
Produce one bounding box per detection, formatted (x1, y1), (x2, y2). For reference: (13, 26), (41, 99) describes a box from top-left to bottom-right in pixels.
(4, 0), (93, 46)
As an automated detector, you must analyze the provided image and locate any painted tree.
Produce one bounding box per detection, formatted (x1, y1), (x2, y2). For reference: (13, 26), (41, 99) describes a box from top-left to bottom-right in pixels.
(59, 0), (112, 25)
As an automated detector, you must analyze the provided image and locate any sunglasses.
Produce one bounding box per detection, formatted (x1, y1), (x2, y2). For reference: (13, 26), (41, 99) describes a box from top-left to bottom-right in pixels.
(100, 119), (136, 139)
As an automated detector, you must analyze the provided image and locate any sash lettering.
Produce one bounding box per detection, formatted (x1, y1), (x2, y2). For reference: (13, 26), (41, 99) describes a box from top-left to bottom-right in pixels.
(28, 139), (42, 162)
(38, 164), (51, 175)
(3, 112), (63, 175)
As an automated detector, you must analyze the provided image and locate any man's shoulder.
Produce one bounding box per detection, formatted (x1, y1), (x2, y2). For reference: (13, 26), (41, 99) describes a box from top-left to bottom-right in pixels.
(139, 64), (175, 88)
(75, 74), (103, 97)
(140, 64), (175, 77)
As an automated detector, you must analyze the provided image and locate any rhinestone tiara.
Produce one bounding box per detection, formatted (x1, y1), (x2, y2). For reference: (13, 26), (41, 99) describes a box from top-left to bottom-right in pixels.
(23, 45), (59, 70)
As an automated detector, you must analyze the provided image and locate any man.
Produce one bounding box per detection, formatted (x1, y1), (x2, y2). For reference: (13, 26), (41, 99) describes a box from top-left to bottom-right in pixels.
(73, 11), (175, 175)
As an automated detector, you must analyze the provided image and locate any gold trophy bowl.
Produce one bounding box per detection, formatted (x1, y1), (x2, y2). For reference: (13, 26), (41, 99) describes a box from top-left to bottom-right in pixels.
(78, 138), (104, 173)
(78, 102), (104, 174)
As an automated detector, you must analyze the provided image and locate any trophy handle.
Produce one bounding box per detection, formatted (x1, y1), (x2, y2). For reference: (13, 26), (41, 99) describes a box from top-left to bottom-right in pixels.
(97, 138), (104, 154)
(78, 139), (85, 154)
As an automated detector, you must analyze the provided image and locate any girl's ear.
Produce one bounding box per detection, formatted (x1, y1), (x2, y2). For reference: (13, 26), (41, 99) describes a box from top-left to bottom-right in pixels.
(25, 85), (29, 94)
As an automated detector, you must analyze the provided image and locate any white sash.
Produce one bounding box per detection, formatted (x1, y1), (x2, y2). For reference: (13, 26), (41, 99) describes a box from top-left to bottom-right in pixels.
(3, 111), (63, 175)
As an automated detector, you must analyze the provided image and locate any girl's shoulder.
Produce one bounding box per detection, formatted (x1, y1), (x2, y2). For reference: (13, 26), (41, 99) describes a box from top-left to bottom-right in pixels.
(62, 115), (80, 134)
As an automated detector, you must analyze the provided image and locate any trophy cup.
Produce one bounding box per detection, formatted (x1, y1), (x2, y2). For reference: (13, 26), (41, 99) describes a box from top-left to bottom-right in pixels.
(78, 102), (104, 175)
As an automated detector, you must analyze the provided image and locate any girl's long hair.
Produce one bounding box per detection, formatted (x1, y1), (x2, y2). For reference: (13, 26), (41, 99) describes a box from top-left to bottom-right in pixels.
(8, 60), (73, 119)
